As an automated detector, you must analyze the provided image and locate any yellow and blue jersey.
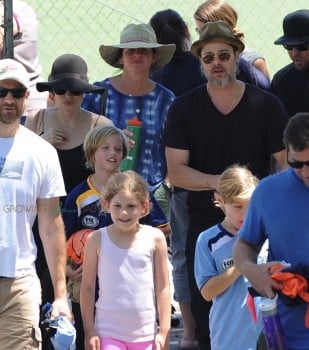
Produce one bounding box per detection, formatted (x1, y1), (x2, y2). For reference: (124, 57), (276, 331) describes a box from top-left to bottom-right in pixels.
(62, 176), (169, 238)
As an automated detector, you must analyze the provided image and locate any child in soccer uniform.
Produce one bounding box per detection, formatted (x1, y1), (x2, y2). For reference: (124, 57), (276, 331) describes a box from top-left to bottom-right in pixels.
(62, 125), (170, 237)
(194, 164), (261, 350)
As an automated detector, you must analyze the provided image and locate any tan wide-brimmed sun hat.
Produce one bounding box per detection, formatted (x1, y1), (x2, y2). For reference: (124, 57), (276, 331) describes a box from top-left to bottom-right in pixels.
(191, 21), (245, 58)
(99, 23), (176, 71)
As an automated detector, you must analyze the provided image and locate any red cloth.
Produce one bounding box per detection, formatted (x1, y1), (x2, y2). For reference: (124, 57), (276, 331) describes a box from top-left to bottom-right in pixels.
(272, 271), (309, 328)
(246, 293), (258, 323)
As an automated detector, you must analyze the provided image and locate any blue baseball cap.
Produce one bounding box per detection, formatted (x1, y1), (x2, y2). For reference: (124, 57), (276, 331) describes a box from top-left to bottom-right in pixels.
(50, 316), (76, 350)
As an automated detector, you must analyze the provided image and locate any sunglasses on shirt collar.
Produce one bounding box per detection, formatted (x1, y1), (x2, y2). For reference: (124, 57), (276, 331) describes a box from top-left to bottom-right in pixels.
(0, 87), (27, 98)
(283, 43), (309, 52)
(53, 89), (83, 96)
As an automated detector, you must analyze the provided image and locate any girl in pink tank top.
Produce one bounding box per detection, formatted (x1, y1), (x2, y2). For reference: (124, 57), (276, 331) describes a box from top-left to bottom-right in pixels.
(80, 171), (171, 350)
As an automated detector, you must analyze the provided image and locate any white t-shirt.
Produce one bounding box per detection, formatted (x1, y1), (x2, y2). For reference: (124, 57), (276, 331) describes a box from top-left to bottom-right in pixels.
(0, 126), (65, 277)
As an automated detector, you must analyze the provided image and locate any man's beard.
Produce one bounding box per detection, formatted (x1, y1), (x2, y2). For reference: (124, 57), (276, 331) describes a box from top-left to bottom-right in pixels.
(0, 105), (20, 124)
(202, 63), (238, 88)
(208, 74), (232, 88)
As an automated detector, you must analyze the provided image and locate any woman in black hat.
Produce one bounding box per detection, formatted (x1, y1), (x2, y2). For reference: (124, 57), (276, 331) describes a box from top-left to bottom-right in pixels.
(26, 53), (113, 195)
(25, 54), (113, 350)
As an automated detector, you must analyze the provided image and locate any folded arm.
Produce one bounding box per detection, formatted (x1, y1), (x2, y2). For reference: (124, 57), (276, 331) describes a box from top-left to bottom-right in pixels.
(165, 147), (220, 191)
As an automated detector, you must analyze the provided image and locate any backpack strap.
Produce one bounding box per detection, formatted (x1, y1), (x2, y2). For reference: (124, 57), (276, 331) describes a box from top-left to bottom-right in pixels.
(95, 81), (108, 115)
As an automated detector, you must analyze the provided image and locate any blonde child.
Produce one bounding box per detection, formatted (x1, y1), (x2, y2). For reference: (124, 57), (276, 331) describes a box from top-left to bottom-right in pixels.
(194, 164), (261, 350)
(80, 171), (171, 350)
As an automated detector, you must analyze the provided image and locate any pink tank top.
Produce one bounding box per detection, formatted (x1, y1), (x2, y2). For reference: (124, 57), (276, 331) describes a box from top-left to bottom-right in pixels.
(95, 226), (157, 342)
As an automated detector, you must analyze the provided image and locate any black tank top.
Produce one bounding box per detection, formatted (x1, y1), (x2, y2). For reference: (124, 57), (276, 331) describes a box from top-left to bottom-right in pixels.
(57, 144), (91, 196)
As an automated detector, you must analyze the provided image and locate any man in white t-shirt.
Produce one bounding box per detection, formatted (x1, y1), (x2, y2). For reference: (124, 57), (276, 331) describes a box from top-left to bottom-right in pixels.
(0, 58), (71, 349)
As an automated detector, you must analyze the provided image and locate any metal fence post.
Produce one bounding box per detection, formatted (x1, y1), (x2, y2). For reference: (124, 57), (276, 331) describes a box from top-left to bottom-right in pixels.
(3, 0), (14, 58)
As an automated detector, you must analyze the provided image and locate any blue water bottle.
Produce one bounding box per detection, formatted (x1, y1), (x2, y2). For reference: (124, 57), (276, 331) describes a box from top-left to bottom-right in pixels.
(259, 296), (288, 350)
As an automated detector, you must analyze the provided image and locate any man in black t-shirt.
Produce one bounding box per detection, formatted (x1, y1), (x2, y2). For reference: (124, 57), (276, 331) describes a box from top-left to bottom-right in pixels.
(165, 21), (288, 350)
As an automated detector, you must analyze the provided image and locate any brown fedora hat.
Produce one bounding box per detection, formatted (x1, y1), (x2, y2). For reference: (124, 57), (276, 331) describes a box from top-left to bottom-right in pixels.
(191, 21), (245, 58)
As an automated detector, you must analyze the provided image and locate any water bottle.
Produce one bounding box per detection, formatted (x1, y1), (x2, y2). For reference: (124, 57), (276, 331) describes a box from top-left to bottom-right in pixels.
(259, 296), (288, 350)
(120, 116), (142, 171)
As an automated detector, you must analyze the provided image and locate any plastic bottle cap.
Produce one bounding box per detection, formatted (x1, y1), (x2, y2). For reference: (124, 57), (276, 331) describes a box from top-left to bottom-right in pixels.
(259, 295), (278, 312)
(127, 116), (142, 126)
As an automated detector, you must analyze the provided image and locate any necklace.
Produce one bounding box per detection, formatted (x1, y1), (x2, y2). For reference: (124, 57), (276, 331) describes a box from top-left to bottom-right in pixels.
(207, 81), (243, 115)
(227, 82), (241, 114)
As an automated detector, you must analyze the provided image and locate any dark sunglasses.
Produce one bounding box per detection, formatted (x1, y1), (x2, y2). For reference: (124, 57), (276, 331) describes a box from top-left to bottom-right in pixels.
(201, 51), (232, 64)
(287, 159), (309, 169)
(53, 89), (83, 96)
(287, 149), (309, 169)
(283, 43), (308, 52)
(0, 87), (27, 99)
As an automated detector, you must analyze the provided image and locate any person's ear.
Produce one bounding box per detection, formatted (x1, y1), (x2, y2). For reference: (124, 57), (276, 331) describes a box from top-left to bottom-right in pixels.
(151, 52), (158, 65)
(214, 192), (224, 209)
(141, 200), (150, 217)
(47, 92), (55, 107)
(102, 200), (110, 213)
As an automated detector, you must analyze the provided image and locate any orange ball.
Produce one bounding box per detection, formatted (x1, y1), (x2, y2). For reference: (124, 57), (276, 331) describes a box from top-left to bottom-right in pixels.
(67, 229), (93, 264)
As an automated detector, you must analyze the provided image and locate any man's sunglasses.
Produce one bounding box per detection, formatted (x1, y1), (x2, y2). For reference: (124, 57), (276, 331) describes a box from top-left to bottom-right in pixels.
(201, 51), (232, 64)
(287, 149), (309, 169)
(53, 89), (83, 96)
(0, 87), (27, 99)
(287, 159), (309, 169)
(283, 43), (308, 52)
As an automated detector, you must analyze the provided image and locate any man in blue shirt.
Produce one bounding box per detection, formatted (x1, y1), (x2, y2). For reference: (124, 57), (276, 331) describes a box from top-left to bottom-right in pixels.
(233, 113), (309, 350)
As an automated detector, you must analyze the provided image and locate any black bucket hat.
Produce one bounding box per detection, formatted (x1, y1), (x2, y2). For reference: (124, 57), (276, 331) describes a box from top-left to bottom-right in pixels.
(36, 54), (104, 93)
(274, 9), (309, 46)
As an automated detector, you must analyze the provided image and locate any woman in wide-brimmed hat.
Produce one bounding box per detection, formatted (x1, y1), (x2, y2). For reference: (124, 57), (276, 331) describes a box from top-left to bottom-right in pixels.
(25, 55), (113, 350)
(25, 53), (113, 194)
(25, 53), (113, 350)
(82, 23), (176, 193)
(82, 22), (175, 348)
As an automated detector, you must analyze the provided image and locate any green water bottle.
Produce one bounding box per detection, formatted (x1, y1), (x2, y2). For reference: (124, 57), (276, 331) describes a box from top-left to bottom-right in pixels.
(120, 116), (142, 171)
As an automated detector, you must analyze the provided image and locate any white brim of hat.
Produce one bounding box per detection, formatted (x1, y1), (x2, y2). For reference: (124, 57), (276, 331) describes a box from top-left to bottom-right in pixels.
(0, 72), (29, 88)
(99, 42), (176, 71)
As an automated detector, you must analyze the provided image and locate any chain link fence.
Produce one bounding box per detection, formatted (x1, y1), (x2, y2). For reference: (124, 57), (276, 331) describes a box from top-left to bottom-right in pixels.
(2, 0), (309, 80)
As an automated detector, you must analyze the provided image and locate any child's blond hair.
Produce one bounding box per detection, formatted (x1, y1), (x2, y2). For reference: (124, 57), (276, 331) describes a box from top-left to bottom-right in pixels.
(215, 164), (258, 204)
(83, 125), (128, 171)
